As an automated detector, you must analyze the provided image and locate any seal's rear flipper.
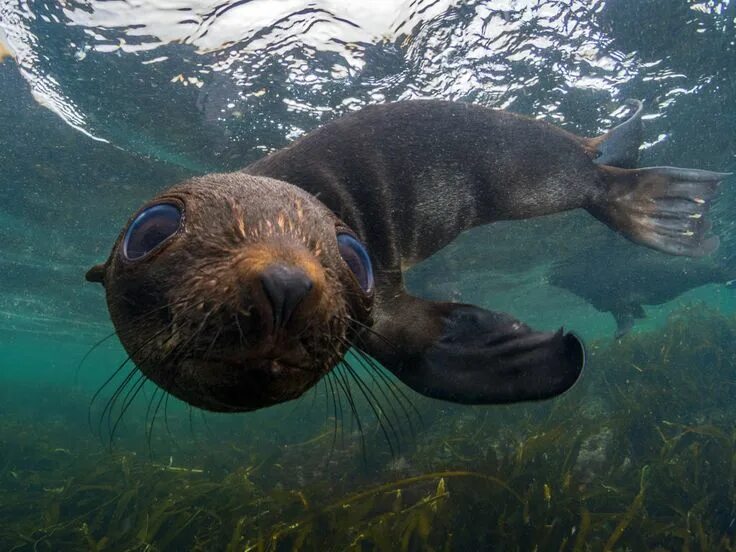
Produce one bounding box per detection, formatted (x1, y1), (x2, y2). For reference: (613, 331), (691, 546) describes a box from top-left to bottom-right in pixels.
(589, 100), (644, 168)
(591, 166), (731, 257)
(361, 296), (584, 404)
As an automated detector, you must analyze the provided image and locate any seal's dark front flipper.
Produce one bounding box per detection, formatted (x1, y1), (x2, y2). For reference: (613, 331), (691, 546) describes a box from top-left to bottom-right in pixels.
(591, 166), (731, 257)
(589, 100), (644, 168)
(361, 295), (584, 404)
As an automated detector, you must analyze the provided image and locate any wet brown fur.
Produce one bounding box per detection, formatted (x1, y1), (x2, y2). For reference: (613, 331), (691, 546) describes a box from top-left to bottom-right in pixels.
(91, 174), (372, 412)
(88, 100), (727, 411)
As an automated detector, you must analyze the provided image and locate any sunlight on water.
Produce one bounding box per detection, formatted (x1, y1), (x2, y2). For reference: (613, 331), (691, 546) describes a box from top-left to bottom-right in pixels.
(2, 0), (655, 152)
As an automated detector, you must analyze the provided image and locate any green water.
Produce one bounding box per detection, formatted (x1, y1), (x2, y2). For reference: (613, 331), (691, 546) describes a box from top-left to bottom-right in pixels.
(2, 1), (736, 550)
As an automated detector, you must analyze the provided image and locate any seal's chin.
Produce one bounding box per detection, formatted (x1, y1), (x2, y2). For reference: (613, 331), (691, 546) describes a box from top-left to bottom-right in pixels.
(168, 353), (325, 413)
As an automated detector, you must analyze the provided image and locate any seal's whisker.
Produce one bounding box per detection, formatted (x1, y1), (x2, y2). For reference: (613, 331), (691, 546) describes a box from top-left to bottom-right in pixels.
(341, 360), (399, 457)
(332, 364), (367, 462)
(324, 372), (340, 454)
(308, 377), (320, 411)
(98, 364), (142, 440)
(343, 340), (416, 444)
(144, 385), (163, 451)
(336, 370), (347, 449)
(89, 358), (134, 434)
(146, 387), (168, 455)
(322, 374), (335, 455)
(144, 385), (161, 434)
(163, 392), (173, 439)
(198, 409), (212, 436)
(346, 327), (423, 435)
(90, 297), (196, 396)
(109, 372), (148, 446)
(356, 341), (423, 435)
(335, 343), (402, 456)
(168, 309), (213, 362)
(91, 300), (201, 444)
(370, 358), (423, 437)
(293, 317), (321, 341)
(185, 309), (214, 350)
(188, 255), (235, 276)
(203, 326), (222, 361)
(233, 312), (246, 347)
(347, 316), (398, 352)
(75, 329), (120, 386)
(321, 376), (330, 426)
(97, 359), (155, 437)
(88, 319), (175, 429)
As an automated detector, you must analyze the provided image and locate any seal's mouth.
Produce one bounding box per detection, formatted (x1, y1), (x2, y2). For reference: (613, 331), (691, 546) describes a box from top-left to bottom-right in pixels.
(214, 339), (313, 369)
(175, 353), (322, 412)
(140, 302), (346, 412)
(209, 354), (312, 376)
(187, 339), (319, 380)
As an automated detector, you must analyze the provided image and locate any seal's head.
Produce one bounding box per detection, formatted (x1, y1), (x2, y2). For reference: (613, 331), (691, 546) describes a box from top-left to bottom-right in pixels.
(86, 173), (374, 412)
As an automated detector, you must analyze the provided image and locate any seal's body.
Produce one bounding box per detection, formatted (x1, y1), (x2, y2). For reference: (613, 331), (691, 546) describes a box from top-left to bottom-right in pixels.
(87, 100), (729, 411)
(249, 101), (600, 270)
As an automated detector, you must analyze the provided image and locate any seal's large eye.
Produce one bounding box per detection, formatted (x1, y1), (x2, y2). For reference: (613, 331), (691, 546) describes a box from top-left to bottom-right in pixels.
(123, 203), (182, 261)
(337, 233), (374, 293)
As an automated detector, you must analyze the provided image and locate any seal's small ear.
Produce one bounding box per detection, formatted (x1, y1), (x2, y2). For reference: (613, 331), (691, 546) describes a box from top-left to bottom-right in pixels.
(85, 263), (106, 285)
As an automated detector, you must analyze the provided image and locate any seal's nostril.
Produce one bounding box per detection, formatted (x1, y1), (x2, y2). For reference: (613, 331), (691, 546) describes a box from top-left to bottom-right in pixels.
(259, 264), (314, 331)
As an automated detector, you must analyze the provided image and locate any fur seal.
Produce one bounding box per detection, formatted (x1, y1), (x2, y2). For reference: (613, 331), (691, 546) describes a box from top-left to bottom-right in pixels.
(86, 100), (730, 412)
(549, 242), (736, 337)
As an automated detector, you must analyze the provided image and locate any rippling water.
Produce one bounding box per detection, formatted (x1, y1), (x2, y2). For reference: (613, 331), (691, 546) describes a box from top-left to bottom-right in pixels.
(1, 1), (736, 549)
(6, 0), (730, 159)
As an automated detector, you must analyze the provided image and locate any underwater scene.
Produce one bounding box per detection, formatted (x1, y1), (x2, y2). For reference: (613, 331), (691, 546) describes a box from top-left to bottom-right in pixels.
(2, 0), (736, 550)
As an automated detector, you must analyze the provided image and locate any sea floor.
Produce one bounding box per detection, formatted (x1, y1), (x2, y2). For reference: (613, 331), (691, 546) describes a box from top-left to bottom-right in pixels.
(1, 304), (735, 551)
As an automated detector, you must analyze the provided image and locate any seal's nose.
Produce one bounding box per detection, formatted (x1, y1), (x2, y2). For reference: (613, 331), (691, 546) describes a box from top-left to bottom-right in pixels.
(259, 264), (314, 331)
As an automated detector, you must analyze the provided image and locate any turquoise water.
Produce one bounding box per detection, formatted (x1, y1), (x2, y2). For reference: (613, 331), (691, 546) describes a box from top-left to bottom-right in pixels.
(1, 1), (736, 550)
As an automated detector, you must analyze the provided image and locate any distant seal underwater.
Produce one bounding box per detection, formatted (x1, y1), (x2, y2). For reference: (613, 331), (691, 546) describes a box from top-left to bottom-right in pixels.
(549, 243), (736, 338)
(86, 100), (730, 412)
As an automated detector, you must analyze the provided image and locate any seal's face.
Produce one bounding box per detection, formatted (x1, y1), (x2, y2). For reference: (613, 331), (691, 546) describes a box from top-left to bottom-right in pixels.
(87, 174), (374, 412)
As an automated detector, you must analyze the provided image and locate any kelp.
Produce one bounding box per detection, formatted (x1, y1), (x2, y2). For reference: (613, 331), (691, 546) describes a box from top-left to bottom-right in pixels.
(2, 303), (736, 550)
